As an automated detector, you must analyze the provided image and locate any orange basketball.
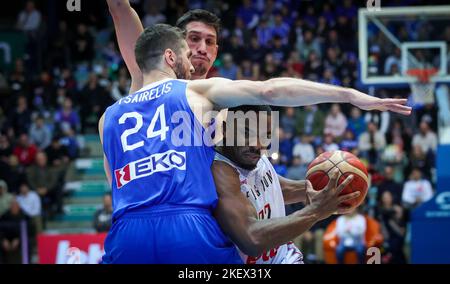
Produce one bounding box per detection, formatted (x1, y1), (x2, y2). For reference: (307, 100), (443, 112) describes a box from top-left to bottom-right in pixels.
(306, 150), (369, 209)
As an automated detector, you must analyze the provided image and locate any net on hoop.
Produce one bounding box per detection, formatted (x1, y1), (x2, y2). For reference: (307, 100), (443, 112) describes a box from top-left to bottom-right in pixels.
(407, 68), (438, 104)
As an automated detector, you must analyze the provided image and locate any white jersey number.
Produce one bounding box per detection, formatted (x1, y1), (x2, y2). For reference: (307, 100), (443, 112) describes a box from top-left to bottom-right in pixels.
(118, 104), (168, 152)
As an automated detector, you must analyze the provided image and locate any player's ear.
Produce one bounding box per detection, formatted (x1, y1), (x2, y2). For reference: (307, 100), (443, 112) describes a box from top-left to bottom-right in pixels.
(164, 48), (176, 68)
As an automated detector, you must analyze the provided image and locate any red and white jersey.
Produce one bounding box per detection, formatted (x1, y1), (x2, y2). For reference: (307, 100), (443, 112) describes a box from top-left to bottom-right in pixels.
(215, 152), (303, 264)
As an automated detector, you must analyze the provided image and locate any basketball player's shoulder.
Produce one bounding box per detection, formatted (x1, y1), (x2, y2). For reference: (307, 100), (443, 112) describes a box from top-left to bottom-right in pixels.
(212, 160), (241, 195)
(212, 158), (240, 181)
(260, 154), (273, 168)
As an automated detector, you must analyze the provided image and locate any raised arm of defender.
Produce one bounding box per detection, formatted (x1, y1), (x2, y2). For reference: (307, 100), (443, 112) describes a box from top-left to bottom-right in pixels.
(187, 77), (412, 115)
(107, 0), (144, 93)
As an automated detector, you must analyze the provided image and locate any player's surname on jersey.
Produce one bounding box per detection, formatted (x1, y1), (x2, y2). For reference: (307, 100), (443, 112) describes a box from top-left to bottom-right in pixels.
(118, 81), (173, 104)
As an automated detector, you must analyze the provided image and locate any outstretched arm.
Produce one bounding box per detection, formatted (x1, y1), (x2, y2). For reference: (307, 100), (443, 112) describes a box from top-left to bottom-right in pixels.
(212, 162), (359, 257)
(187, 77), (411, 115)
(107, 0), (144, 93)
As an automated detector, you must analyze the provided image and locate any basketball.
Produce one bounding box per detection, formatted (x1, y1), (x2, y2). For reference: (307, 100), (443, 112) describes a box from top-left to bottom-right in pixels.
(306, 150), (369, 209)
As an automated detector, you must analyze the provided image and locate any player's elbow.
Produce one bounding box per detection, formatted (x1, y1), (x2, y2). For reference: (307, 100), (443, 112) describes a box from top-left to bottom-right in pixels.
(239, 235), (265, 257)
(260, 79), (284, 105)
(260, 81), (275, 104)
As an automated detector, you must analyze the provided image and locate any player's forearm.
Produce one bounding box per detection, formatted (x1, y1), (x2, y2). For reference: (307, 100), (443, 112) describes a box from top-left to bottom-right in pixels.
(107, 0), (144, 93)
(278, 176), (307, 204)
(261, 77), (354, 107)
(245, 206), (320, 256)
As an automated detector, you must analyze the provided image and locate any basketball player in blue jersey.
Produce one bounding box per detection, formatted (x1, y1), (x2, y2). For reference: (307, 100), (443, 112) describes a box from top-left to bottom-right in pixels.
(107, 3), (324, 220)
(99, 23), (411, 263)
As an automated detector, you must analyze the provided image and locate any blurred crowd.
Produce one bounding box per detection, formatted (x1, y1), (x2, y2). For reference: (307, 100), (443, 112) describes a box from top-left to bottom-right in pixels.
(0, 0), (444, 264)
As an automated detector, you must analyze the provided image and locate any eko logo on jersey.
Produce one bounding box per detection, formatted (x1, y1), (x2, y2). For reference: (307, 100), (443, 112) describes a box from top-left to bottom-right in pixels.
(114, 150), (186, 188)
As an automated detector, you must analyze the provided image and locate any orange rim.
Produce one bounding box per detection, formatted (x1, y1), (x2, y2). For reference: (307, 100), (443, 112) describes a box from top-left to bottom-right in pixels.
(406, 68), (439, 83)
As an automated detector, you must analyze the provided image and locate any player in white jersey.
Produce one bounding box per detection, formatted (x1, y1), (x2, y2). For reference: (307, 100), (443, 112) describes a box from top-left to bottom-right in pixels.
(215, 152), (303, 264)
(213, 105), (361, 264)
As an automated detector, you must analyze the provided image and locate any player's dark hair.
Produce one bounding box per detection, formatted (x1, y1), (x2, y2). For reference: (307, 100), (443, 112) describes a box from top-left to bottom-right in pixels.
(176, 9), (221, 37)
(134, 24), (186, 73)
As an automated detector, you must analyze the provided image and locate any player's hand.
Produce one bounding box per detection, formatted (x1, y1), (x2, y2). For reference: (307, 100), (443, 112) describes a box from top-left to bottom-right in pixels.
(305, 169), (360, 221)
(349, 89), (412, 115)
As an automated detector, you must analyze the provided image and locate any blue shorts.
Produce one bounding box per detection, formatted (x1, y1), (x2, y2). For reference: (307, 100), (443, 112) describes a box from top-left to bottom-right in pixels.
(101, 205), (242, 264)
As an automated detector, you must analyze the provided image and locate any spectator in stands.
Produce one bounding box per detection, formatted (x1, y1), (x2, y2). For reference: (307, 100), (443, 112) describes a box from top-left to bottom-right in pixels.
(297, 30), (322, 61)
(0, 155), (25, 195)
(237, 0), (259, 29)
(340, 129), (358, 152)
(16, 182), (42, 236)
(270, 35), (290, 64)
(142, 4), (166, 27)
(49, 21), (73, 69)
(381, 139), (408, 183)
(280, 107), (296, 139)
(8, 59), (26, 97)
(260, 53), (282, 79)
(218, 54), (238, 80)
(246, 36), (266, 64)
(110, 76), (129, 101)
(7, 96), (31, 137)
(93, 193), (113, 233)
(408, 145), (433, 180)
(286, 156), (308, 180)
(295, 105), (325, 137)
(358, 122), (386, 167)
(412, 121), (438, 154)
(377, 166), (404, 205)
(232, 17), (252, 46)
(271, 13), (290, 45)
(0, 135), (12, 161)
(402, 168), (434, 209)
(45, 136), (70, 167)
(16, 1), (41, 35)
(364, 110), (390, 136)
(256, 17), (272, 48)
(54, 97), (81, 135)
(303, 51), (323, 80)
(279, 128), (294, 162)
(322, 134), (339, 152)
(71, 23), (94, 64)
(324, 104), (347, 139)
(384, 48), (402, 75)
(377, 191), (407, 264)
(60, 127), (79, 160)
(0, 180), (13, 218)
(28, 114), (51, 150)
(25, 152), (62, 216)
(285, 51), (304, 77)
(271, 154), (288, 177)
(79, 73), (109, 132)
(237, 59), (259, 81)
(13, 133), (38, 167)
(292, 134), (315, 166)
(335, 209), (367, 264)
(0, 199), (26, 264)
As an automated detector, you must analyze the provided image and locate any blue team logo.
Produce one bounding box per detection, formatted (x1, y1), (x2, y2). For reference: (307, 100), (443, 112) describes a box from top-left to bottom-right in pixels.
(114, 150), (186, 188)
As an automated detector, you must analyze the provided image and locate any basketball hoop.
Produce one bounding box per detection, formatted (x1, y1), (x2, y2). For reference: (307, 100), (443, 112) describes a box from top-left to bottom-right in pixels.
(407, 68), (438, 104)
